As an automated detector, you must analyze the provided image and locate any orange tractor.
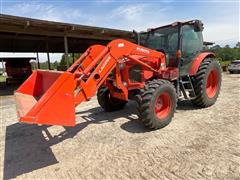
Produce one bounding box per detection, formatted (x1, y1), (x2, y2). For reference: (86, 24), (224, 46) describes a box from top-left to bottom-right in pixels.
(15, 20), (221, 129)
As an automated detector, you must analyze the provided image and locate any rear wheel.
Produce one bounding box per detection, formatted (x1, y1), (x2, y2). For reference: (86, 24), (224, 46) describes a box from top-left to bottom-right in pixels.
(97, 86), (127, 112)
(191, 58), (222, 107)
(137, 80), (176, 129)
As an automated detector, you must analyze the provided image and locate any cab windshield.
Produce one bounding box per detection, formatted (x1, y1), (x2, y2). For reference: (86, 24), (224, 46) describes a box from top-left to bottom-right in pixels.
(139, 26), (179, 57)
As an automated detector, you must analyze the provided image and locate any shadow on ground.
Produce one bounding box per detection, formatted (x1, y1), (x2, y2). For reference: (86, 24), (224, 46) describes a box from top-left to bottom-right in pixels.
(76, 102), (151, 134)
(4, 100), (197, 179)
(3, 102), (148, 179)
(0, 82), (18, 96)
(3, 124), (58, 179)
(177, 100), (198, 111)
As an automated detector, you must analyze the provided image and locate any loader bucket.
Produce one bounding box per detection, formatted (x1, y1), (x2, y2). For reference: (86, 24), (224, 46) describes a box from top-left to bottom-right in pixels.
(14, 70), (76, 126)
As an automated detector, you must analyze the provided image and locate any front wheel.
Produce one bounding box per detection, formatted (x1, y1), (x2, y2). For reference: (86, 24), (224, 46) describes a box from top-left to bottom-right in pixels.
(191, 58), (222, 107)
(97, 86), (127, 112)
(137, 80), (177, 129)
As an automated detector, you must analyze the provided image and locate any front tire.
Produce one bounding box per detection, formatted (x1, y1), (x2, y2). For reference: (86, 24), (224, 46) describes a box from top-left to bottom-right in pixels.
(191, 58), (222, 107)
(137, 80), (177, 129)
(97, 86), (127, 112)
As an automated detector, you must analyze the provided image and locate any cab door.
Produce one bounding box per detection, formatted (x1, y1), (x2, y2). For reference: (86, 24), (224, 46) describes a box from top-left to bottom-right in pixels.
(180, 25), (203, 76)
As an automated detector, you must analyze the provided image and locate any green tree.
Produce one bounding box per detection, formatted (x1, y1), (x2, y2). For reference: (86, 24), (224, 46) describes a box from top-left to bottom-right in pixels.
(211, 45), (221, 49)
(209, 42), (240, 66)
(235, 42), (240, 48)
(52, 61), (59, 70)
(59, 53), (81, 70)
(224, 45), (230, 48)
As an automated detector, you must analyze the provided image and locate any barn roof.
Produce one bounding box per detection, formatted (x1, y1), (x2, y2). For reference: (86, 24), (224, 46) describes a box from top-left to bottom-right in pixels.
(0, 14), (134, 53)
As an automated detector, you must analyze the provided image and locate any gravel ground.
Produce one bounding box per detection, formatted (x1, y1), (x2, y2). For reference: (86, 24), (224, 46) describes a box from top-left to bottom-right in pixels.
(0, 73), (239, 180)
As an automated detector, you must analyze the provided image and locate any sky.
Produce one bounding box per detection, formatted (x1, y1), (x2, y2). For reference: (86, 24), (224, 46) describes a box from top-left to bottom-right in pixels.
(0, 0), (239, 62)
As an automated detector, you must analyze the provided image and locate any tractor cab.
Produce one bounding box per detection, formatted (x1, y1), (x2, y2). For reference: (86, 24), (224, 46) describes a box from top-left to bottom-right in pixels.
(139, 20), (204, 76)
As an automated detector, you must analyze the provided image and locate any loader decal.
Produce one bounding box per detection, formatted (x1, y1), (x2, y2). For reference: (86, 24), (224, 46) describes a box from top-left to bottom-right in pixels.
(136, 47), (150, 54)
(99, 56), (111, 73)
(117, 43), (125, 48)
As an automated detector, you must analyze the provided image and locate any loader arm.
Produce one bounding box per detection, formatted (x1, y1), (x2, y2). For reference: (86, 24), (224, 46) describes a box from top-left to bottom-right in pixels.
(14, 39), (165, 126)
(70, 39), (165, 105)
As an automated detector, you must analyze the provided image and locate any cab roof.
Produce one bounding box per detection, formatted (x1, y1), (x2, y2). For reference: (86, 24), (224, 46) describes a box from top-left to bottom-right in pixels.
(147, 20), (203, 32)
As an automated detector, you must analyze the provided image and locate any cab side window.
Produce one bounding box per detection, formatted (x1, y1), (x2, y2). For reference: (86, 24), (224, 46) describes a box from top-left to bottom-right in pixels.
(182, 25), (203, 58)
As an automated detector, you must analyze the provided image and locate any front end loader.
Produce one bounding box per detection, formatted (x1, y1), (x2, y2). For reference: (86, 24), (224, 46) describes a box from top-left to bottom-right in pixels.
(15, 20), (222, 129)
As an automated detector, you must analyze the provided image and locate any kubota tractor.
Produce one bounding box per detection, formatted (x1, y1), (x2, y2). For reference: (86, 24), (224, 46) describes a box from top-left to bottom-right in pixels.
(15, 20), (222, 129)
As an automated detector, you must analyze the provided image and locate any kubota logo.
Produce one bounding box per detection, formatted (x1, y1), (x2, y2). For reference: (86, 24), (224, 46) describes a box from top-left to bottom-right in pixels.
(118, 43), (125, 48)
(136, 47), (150, 54)
(99, 56), (111, 73)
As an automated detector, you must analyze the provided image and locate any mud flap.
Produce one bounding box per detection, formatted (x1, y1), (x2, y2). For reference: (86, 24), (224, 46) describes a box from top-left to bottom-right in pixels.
(14, 70), (76, 126)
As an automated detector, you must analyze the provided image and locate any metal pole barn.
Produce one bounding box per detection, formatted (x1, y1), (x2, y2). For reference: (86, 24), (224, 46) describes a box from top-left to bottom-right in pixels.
(64, 35), (69, 68)
(46, 40), (51, 70)
(1, 59), (5, 73)
(36, 52), (40, 69)
(47, 52), (50, 70)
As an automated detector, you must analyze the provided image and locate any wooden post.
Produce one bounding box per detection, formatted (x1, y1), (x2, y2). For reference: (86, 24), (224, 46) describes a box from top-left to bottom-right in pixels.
(72, 53), (75, 62)
(46, 40), (51, 70)
(36, 52), (40, 69)
(1, 59), (5, 74)
(47, 52), (50, 70)
(64, 35), (69, 68)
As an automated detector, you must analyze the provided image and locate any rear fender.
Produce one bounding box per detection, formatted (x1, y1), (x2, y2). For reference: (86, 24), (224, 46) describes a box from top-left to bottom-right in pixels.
(189, 52), (215, 76)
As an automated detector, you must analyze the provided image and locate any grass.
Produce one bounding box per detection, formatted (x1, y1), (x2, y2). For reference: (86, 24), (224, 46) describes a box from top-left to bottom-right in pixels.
(217, 60), (231, 72)
(0, 75), (7, 83)
(219, 60), (231, 67)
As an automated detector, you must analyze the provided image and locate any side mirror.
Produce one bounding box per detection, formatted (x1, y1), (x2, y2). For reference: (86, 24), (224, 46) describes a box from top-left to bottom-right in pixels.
(194, 20), (204, 32)
(132, 30), (140, 44)
(132, 29), (138, 36)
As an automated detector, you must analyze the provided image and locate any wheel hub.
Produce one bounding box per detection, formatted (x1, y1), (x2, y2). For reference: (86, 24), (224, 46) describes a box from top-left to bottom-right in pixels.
(154, 92), (172, 120)
(206, 69), (219, 98)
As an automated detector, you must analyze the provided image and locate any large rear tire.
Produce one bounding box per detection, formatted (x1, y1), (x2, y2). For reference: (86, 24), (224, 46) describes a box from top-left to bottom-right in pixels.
(97, 86), (127, 112)
(191, 58), (222, 107)
(137, 80), (176, 129)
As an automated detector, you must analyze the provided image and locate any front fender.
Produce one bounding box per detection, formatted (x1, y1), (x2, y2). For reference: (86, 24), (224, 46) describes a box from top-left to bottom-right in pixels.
(189, 52), (215, 76)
